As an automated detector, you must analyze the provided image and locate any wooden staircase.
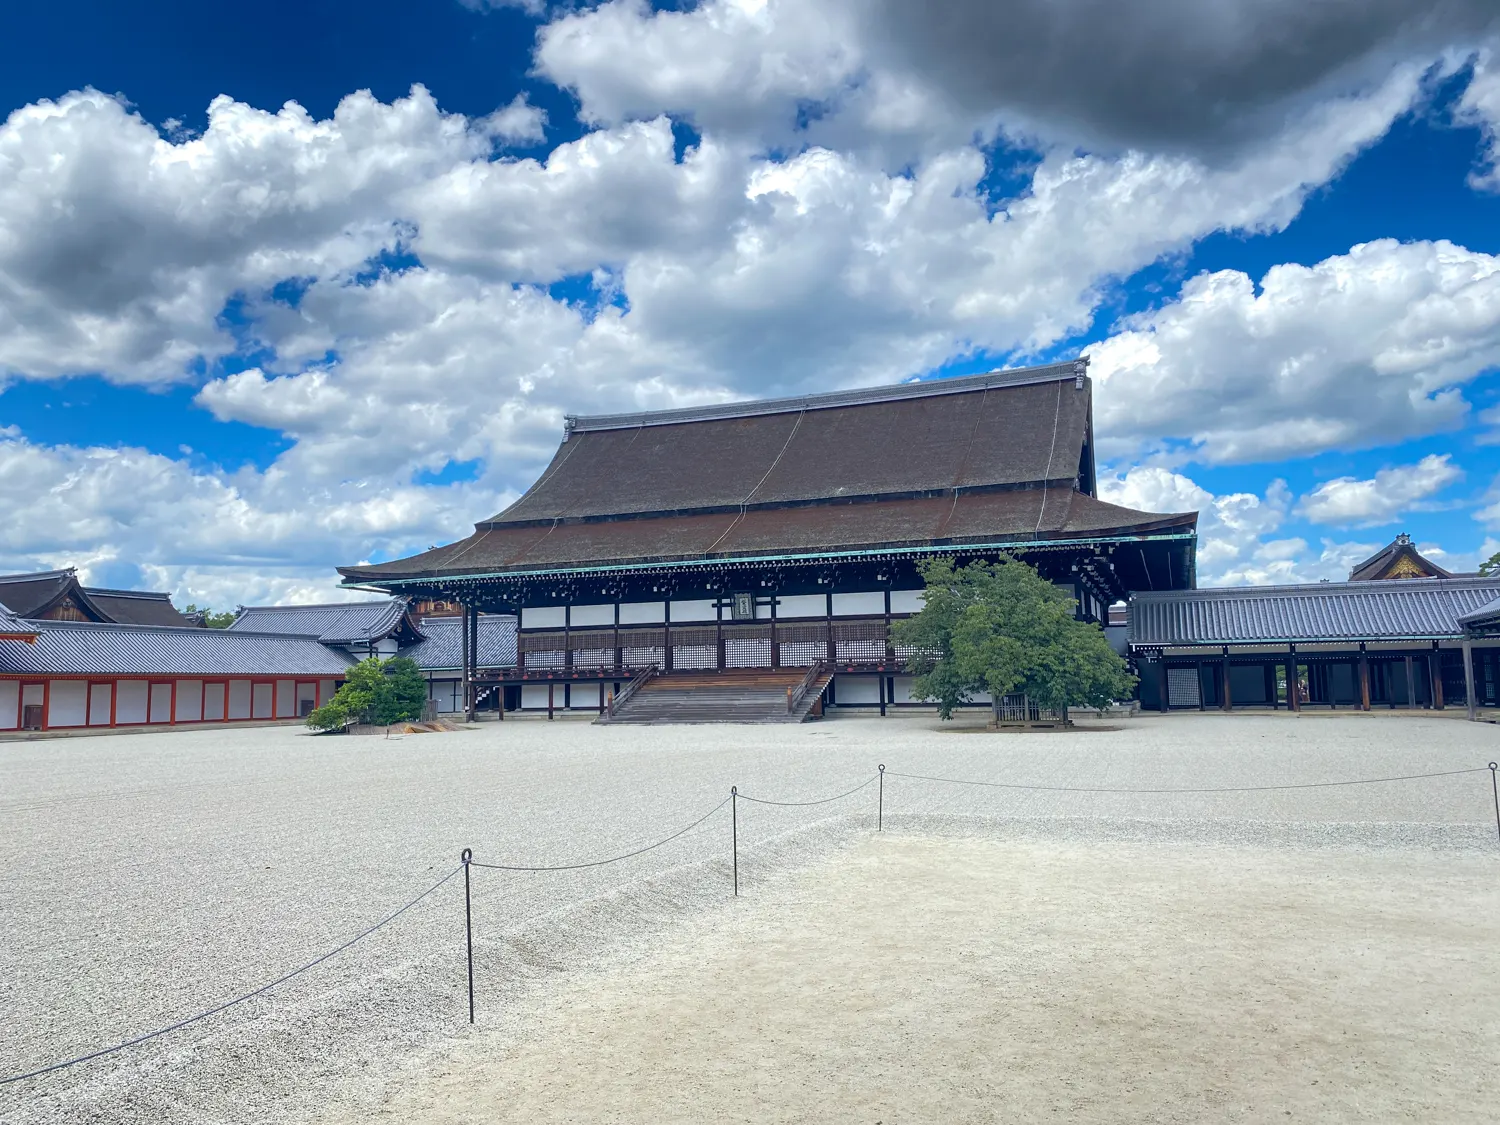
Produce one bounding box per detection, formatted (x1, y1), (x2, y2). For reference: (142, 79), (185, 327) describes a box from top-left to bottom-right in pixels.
(601, 668), (833, 724)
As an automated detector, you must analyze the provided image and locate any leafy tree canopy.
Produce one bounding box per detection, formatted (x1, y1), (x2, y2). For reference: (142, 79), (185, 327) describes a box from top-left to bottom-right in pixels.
(182, 603), (237, 629)
(891, 556), (1136, 722)
(1480, 550), (1500, 577)
(306, 655), (428, 731)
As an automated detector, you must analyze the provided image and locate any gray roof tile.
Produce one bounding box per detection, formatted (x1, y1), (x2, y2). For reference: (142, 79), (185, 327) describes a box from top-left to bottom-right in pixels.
(1128, 578), (1500, 646)
(0, 620), (354, 676)
(399, 615), (517, 671)
(229, 600), (411, 644)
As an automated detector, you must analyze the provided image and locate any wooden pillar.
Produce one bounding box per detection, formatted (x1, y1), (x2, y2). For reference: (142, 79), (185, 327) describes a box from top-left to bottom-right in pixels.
(663, 601), (673, 672)
(1463, 639), (1477, 722)
(41, 679), (50, 731)
(1403, 655), (1417, 710)
(715, 602), (725, 671)
(884, 589), (895, 668)
(459, 601), (470, 720)
(1265, 662), (1277, 710)
(1157, 659), (1169, 712)
(878, 674), (886, 717)
(111, 680), (119, 727)
(1430, 644), (1444, 710)
(1196, 659), (1205, 710)
(613, 602), (623, 676)
(1288, 645), (1299, 712)
(768, 595), (778, 670)
(1358, 643), (1370, 711)
(825, 592), (835, 664)
(547, 682), (555, 721)
(1220, 648), (1232, 712)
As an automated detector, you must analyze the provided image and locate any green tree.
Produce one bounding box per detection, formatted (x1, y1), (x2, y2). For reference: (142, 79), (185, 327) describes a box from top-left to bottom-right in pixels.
(891, 556), (1136, 723)
(182, 604), (237, 629)
(305, 655), (428, 731)
(1480, 550), (1500, 577)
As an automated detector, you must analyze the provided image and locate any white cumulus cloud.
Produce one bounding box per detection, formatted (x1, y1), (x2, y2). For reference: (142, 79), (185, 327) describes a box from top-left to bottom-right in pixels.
(1295, 454), (1464, 526)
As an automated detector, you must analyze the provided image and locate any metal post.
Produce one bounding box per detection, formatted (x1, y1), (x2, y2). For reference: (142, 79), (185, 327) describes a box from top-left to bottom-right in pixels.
(1463, 640), (1477, 722)
(461, 848), (474, 1024)
(731, 786), (738, 896)
(878, 764), (884, 832)
(1491, 763), (1499, 848)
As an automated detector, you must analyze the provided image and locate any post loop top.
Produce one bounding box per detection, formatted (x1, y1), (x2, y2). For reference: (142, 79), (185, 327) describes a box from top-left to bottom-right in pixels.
(1490, 762), (1498, 772)
(461, 847), (472, 863)
(731, 785), (737, 795)
(878, 764), (885, 773)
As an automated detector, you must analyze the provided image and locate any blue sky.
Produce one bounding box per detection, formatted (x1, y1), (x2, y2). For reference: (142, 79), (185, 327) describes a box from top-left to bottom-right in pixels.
(1, 1), (1498, 606)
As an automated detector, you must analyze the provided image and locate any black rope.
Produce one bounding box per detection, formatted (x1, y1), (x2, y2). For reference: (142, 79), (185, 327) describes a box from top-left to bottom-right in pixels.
(735, 774), (879, 807)
(1, 863), (465, 1087)
(883, 766), (1490, 795)
(468, 795), (732, 872)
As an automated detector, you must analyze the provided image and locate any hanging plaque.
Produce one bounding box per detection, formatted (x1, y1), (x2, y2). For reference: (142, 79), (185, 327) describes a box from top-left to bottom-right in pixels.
(732, 592), (755, 620)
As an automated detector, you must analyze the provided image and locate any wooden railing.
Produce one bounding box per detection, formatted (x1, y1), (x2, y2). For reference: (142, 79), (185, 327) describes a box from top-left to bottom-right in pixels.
(788, 661), (830, 712)
(604, 664), (659, 720)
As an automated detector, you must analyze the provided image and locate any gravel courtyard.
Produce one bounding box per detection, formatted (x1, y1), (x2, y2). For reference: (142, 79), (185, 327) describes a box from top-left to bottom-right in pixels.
(2, 712), (1497, 1124)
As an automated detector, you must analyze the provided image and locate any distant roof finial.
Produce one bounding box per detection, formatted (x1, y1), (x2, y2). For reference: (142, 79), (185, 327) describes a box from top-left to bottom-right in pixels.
(1396, 532), (1412, 545)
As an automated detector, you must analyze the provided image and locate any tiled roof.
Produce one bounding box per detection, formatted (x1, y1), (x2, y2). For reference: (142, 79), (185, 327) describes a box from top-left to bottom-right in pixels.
(342, 489), (1194, 582)
(0, 569), (100, 619)
(400, 615), (517, 671)
(0, 605), (37, 640)
(1458, 594), (1500, 629)
(491, 362), (1094, 525)
(1129, 577), (1500, 647)
(0, 620), (354, 676)
(1347, 535), (1452, 581)
(229, 600), (413, 644)
(83, 588), (193, 627)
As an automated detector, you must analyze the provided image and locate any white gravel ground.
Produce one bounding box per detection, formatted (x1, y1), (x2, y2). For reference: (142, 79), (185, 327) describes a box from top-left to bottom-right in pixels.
(2, 711), (1497, 1124)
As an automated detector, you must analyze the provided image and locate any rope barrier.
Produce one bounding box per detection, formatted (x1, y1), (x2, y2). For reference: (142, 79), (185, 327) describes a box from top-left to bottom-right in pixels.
(0, 863), (464, 1087)
(882, 766), (1490, 795)
(467, 795), (732, 872)
(735, 774), (879, 807)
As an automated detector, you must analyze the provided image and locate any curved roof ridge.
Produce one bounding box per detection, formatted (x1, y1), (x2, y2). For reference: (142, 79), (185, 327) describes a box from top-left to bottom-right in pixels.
(565, 358), (1087, 435)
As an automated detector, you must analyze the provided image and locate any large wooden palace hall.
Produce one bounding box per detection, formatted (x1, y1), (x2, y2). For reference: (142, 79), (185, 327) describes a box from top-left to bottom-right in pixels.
(338, 359), (1198, 718)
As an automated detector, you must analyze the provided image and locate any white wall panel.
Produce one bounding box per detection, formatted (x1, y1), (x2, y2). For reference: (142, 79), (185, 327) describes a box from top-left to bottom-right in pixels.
(275, 680), (295, 718)
(521, 684), (554, 709)
(521, 606), (566, 629)
(88, 684), (112, 726)
(668, 599), (716, 622)
(49, 681), (87, 727)
(116, 680), (148, 724)
(0, 681), (17, 728)
(776, 594), (826, 619)
(889, 590), (925, 615)
(252, 683), (274, 719)
(203, 683), (226, 721)
(832, 676), (880, 704)
(618, 601), (665, 624)
(429, 678), (460, 713)
(149, 683), (172, 724)
(319, 680), (337, 704)
(889, 675), (917, 703)
(569, 682), (602, 709)
(228, 680), (252, 720)
(175, 680), (203, 722)
(568, 603), (614, 627)
(832, 592), (885, 616)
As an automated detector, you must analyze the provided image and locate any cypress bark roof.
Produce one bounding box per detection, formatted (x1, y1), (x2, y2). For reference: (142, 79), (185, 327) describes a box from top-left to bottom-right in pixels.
(1347, 534), (1453, 581)
(83, 589), (194, 627)
(341, 360), (1197, 585)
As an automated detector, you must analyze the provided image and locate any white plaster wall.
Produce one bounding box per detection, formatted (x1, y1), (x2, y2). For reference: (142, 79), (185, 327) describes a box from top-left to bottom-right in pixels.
(889, 590), (925, 615)
(832, 592), (885, 616)
(569, 604), (614, 627)
(522, 606), (566, 629)
(889, 675), (917, 703)
(251, 683), (274, 720)
(521, 684), (555, 709)
(275, 680), (296, 718)
(619, 601), (666, 624)
(204, 683), (226, 721)
(48, 680), (87, 727)
(149, 683), (172, 724)
(570, 682), (602, 709)
(117, 681), (148, 723)
(0, 681), (17, 728)
(228, 680), (252, 720)
(668, 599), (716, 622)
(833, 676), (880, 704)
(175, 680), (203, 723)
(777, 594), (826, 619)
(88, 683), (112, 726)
